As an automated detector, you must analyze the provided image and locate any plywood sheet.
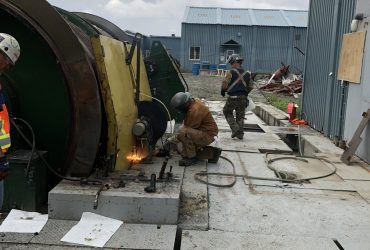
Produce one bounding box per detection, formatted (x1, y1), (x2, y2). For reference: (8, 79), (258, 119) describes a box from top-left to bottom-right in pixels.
(337, 31), (366, 83)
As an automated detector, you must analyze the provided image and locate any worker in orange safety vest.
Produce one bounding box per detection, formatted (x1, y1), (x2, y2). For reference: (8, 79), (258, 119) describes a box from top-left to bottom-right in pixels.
(0, 33), (21, 210)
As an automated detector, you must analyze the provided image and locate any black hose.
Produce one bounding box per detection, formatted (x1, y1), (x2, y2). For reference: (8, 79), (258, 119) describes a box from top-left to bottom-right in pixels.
(10, 117), (102, 184)
(194, 154), (337, 188)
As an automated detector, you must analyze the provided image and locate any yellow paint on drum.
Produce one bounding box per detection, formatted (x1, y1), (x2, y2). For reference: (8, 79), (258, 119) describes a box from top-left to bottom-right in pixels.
(91, 35), (152, 170)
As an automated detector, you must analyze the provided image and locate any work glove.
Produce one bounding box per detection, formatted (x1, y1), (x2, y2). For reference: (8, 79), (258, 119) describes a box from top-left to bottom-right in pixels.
(166, 134), (178, 144)
(0, 157), (9, 180)
(221, 89), (226, 97)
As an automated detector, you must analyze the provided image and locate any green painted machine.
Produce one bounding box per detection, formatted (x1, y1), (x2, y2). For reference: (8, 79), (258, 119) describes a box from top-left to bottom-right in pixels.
(0, 0), (186, 212)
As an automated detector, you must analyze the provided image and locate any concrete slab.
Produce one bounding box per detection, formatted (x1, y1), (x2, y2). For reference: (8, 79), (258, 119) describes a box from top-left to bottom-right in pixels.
(333, 162), (370, 180)
(302, 135), (343, 156)
(181, 230), (338, 250)
(346, 180), (370, 202)
(30, 219), (77, 246)
(261, 125), (317, 135)
(218, 131), (292, 153)
(208, 179), (370, 247)
(4, 219), (176, 249)
(0, 232), (34, 244)
(49, 156), (184, 224)
(107, 224), (177, 249)
(265, 154), (341, 182)
(178, 163), (209, 230)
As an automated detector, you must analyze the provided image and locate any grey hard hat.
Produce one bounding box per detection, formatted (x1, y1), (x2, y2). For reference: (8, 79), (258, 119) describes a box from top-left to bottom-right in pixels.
(227, 54), (243, 65)
(170, 92), (192, 113)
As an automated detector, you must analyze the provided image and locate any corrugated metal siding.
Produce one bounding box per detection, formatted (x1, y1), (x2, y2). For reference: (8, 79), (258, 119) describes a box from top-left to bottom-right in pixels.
(291, 28), (307, 73)
(220, 25), (254, 69)
(181, 23), (306, 73)
(148, 37), (181, 61)
(302, 0), (356, 138)
(180, 23), (219, 71)
(221, 8), (253, 25)
(253, 27), (290, 72)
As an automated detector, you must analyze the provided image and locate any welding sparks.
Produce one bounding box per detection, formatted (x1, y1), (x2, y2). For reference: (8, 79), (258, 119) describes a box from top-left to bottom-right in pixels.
(126, 153), (142, 162)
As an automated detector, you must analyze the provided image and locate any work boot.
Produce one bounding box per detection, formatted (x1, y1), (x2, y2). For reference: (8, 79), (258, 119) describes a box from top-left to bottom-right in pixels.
(208, 147), (222, 163)
(236, 132), (244, 140)
(179, 157), (198, 166)
(231, 130), (238, 138)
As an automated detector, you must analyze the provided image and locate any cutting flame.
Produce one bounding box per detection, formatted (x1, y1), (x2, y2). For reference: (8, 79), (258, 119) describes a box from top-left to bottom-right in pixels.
(126, 153), (142, 162)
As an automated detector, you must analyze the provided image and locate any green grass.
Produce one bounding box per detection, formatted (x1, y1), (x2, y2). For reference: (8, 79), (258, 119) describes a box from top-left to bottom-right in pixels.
(264, 92), (302, 118)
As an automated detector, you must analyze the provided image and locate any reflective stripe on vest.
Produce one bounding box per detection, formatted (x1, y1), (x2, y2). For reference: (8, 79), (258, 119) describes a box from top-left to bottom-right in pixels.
(227, 69), (248, 92)
(0, 104), (11, 151)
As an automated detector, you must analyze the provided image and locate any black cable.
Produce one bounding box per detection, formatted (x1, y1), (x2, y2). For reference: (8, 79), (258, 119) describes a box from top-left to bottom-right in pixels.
(194, 154), (337, 187)
(10, 117), (102, 184)
(11, 117), (35, 179)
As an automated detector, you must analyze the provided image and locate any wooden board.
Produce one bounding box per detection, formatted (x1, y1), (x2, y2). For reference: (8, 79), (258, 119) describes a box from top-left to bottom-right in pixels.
(337, 31), (366, 83)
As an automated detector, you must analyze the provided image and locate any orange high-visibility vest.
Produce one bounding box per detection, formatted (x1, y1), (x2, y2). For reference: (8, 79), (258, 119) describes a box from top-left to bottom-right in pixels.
(0, 104), (11, 152)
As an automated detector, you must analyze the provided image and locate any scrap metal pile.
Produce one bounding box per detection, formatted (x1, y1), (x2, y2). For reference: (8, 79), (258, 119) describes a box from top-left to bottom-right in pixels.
(254, 63), (303, 95)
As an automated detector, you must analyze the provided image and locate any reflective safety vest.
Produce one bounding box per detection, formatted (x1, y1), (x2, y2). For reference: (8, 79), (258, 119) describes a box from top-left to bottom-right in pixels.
(0, 104), (10, 152)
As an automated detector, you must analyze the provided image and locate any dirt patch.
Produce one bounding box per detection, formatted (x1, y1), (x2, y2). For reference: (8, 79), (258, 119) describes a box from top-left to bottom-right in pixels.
(183, 73), (267, 103)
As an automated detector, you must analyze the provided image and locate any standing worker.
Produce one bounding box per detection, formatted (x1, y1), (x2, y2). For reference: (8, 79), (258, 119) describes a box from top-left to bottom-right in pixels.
(170, 92), (219, 166)
(221, 54), (251, 140)
(0, 33), (21, 209)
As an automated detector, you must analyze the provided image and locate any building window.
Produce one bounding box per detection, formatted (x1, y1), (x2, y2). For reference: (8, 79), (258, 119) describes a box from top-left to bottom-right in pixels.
(189, 46), (200, 60)
(226, 50), (235, 61)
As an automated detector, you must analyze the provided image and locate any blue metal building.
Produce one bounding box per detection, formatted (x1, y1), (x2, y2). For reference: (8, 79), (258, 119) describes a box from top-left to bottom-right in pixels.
(143, 35), (181, 62)
(180, 7), (308, 73)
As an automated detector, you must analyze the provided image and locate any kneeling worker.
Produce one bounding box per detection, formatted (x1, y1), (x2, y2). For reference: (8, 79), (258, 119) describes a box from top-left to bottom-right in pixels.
(170, 92), (219, 166)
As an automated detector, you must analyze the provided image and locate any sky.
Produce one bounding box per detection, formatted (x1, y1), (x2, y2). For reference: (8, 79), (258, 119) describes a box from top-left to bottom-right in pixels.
(46, 0), (309, 36)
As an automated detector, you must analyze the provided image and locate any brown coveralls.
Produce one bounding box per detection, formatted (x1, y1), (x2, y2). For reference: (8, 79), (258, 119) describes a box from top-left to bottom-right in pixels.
(177, 99), (218, 158)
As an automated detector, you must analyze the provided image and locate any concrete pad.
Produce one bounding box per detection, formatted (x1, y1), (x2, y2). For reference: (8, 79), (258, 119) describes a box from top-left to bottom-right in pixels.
(218, 131), (292, 153)
(346, 180), (370, 202)
(0, 232), (34, 244)
(178, 163), (209, 230)
(265, 154), (341, 182)
(49, 156), (184, 224)
(261, 125), (317, 135)
(107, 224), (177, 249)
(181, 230), (338, 250)
(302, 135), (343, 156)
(333, 162), (370, 180)
(208, 179), (370, 246)
(30, 219), (77, 246)
(12, 219), (176, 249)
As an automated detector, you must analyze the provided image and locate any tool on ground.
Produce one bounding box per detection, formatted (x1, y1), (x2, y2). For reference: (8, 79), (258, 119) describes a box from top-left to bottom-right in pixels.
(144, 174), (157, 193)
(94, 183), (110, 209)
(158, 156), (169, 179)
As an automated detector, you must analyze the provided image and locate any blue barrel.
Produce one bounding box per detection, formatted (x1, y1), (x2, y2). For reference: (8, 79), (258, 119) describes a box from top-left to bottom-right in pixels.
(201, 61), (210, 70)
(192, 63), (201, 75)
(218, 64), (227, 69)
(209, 64), (217, 70)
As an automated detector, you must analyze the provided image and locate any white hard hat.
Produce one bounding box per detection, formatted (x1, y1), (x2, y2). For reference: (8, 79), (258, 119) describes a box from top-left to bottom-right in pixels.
(0, 33), (20, 65)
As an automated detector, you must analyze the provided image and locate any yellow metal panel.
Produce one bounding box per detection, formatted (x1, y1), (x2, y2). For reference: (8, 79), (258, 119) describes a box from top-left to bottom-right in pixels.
(91, 36), (151, 170)
(131, 48), (152, 101)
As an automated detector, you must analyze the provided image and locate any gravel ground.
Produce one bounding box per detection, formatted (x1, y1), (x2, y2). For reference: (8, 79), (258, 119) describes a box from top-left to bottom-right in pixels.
(183, 73), (268, 103)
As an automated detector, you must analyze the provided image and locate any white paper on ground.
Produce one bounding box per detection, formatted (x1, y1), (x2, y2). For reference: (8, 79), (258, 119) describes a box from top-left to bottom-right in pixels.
(0, 209), (48, 233)
(61, 212), (123, 248)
